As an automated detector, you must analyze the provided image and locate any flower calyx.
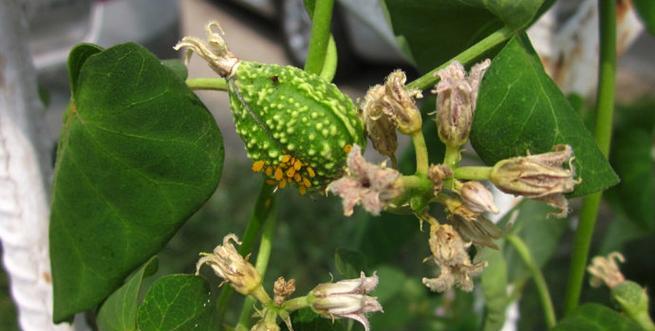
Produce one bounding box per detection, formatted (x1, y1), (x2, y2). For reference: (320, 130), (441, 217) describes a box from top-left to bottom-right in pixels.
(328, 145), (401, 216)
(196, 234), (263, 297)
(309, 272), (383, 331)
(432, 59), (490, 147)
(174, 21), (239, 78)
(489, 144), (579, 217)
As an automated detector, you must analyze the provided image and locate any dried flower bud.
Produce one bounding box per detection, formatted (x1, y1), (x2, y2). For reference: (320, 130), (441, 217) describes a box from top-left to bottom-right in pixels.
(489, 144), (578, 217)
(328, 145), (401, 216)
(174, 21), (239, 77)
(310, 273), (382, 331)
(459, 181), (498, 214)
(273, 277), (296, 305)
(422, 223), (486, 292)
(251, 308), (282, 331)
(196, 234), (262, 295)
(440, 195), (502, 249)
(588, 252), (626, 289)
(428, 164), (453, 194)
(433, 59), (490, 147)
(361, 71), (423, 151)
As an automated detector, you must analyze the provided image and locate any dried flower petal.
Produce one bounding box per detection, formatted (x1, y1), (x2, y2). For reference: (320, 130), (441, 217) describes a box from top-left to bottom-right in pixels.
(588, 252), (626, 289)
(174, 21), (239, 77)
(422, 223), (486, 292)
(328, 145), (401, 216)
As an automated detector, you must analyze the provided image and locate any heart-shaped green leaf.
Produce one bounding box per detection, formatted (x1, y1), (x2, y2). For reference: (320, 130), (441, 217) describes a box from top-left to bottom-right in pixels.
(50, 42), (224, 322)
(97, 257), (158, 331)
(552, 303), (641, 331)
(137, 275), (216, 331)
(470, 36), (619, 196)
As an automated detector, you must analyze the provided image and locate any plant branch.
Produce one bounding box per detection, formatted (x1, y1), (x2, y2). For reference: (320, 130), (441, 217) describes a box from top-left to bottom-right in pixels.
(236, 200), (278, 329)
(186, 78), (228, 91)
(216, 182), (275, 324)
(406, 26), (514, 91)
(304, 0), (335, 75)
(564, 0), (616, 315)
(454, 166), (492, 181)
(507, 234), (557, 328)
(411, 131), (429, 176)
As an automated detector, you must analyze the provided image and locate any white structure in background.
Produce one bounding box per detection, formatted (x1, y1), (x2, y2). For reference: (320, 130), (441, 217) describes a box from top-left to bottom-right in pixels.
(0, 1), (78, 330)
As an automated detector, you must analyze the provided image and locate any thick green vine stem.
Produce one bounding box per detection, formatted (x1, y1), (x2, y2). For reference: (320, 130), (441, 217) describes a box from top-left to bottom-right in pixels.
(216, 182), (276, 324)
(186, 77), (228, 91)
(236, 201), (278, 329)
(454, 166), (492, 181)
(564, 0), (617, 315)
(304, 0), (335, 75)
(406, 26), (514, 91)
(506, 234), (557, 328)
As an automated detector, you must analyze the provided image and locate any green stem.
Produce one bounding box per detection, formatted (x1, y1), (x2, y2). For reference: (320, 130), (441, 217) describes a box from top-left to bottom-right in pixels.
(564, 0), (616, 315)
(443, 144), (461, 170)
(506, 235), (557, 328)
(186, 78), (228, 91)
(454, 166), (492, 181)
(215, 182), (275, 324)
(282, 296), (311, 312)
(236, 202), (278, 329)
(320, 36), (338, 81)
(406, 26), (514, 91)
(304, 0), (335, 75)
(411, 131), (429, 176)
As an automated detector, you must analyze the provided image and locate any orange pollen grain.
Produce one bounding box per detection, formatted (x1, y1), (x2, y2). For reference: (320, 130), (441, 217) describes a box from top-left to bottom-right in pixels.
(306, 167), (316, 178)
(265, 167), (273, 176)
(293, 160), (302, 170)
(274, 167), (284, 180)
(294, 173), (302, 182)
(278, 179), (287, 189)
(302, 178), (311, 188)
(286, 167), (296, 178)
(281, 155), (291, 163)
(343, 144), (352, 154)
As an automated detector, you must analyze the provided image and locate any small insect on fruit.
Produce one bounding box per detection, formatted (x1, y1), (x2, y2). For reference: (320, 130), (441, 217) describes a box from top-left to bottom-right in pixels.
(175, 21), (365, 194)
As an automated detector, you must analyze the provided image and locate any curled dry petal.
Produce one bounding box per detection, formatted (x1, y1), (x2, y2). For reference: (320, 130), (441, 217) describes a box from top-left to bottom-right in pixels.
(361, 70), (423, 160)
(174, 21), (239, 77)
(490, 144), (579, 217)
(432, 59), (491, 147)
(422, 223), (486, 292)
(588, 252), (626, 289)
(196, 234), (262, 295)
(328, 145), (401, 216)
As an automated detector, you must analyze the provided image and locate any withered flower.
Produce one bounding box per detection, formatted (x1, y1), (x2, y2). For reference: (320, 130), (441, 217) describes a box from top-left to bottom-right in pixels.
(588, 252), (626, 289)
(422, 223), (486, 292)
(310, 273), (382, 331)
(328, 145), (401, 216)
(174, 21), (239, 77)
(361, 70), (423, 160)
(433, 59), (490, 147)
(428, 164), (453, 194)
(459, 181), (498, 214)
(489, 144), (578, 217)
(273, 277), (296, 305)
(196, 234), (262, 296)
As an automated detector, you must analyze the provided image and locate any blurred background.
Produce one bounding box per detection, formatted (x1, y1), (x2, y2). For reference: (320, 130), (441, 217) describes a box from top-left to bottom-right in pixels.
(1, 0), (654, 330)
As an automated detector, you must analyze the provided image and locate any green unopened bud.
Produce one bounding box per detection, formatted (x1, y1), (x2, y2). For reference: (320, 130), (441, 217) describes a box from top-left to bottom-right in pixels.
(177, 21), (366, 193)
(489, 144), (578, 217)
(433, 60), (490, 147)
(612, 281), (655, 331)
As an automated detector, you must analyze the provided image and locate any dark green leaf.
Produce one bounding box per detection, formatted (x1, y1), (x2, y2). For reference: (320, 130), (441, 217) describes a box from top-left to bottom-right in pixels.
(370, 266), (429, 331)
(479, 244), (508, 331)
(137, 275), (216, 331)
(471, 36), (619, 196)
(67, 43), (103, 95)
(50, 42), (224, 321)
(161, 59), (189, 81)
(97, 257), (158, 331)
(598, 210), (647, 254)
(334, 248), (367, 278)
(610, 126), (654, 229)
(634, 0), (655, 35)
(552, 303), (641, 331)
(475, 0), (545, 29)
(290, 308), (346, 331)
(381, 0), (502, 73)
